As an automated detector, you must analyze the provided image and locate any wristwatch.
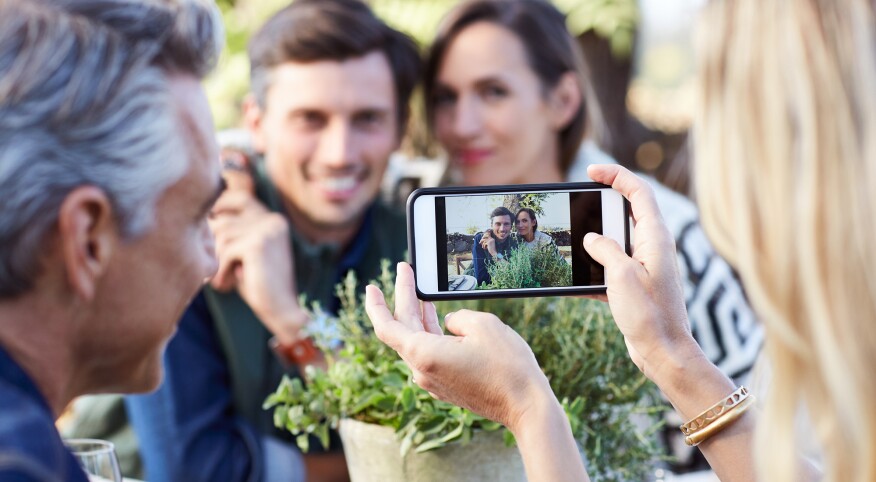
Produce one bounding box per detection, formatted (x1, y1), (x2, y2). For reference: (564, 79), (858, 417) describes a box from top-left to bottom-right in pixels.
(269, 336), (320, 368)
(496, 253), (505, 260)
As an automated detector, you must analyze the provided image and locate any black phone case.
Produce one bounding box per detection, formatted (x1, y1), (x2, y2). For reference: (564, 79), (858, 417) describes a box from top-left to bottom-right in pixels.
(406, 182), (631, 301)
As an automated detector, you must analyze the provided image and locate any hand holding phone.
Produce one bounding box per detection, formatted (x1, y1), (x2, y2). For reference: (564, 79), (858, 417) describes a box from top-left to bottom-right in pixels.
(407, 182), (630, 300)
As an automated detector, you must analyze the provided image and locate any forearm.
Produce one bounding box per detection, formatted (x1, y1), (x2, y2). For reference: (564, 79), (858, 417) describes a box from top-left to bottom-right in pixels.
(472, 246), (488, 284)
(651, 342), (757, 482)
(259, 302), (309, 345)
(511, 386), (589, 482)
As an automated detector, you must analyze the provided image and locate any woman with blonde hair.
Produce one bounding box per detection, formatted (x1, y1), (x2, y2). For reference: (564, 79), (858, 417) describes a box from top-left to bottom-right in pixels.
(366, 0), (875, 480)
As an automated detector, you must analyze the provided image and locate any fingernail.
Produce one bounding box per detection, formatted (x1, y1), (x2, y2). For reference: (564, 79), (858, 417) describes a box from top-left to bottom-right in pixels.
(583, 232), (598, 247)
(444, 311), (454, 320)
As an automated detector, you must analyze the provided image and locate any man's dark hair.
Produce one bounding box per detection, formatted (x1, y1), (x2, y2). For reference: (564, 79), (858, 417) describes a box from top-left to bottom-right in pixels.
(248, 0), (422, 135)
(490, 206), (514, 223)
(516, 207), (538, 230)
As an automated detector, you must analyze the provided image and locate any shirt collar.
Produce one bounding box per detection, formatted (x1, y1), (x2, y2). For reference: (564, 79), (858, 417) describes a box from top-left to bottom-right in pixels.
(283, 204), (376, 274)
(254, 158), (375, 270)
(0, 343), (53, 417)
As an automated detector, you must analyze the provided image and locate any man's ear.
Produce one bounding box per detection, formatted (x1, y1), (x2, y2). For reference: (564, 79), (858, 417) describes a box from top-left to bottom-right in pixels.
(57, 186), (117, 301)
(392, 105), (409, 150)
(548, 72), (582, 130)
(243, 93), (268, 154)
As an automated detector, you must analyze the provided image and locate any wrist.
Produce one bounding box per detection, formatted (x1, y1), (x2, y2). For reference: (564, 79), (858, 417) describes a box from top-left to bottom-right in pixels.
(643, 335), (703, 387)
(511, 382), (575, 458)
(507, 378), (560, 437)
(262, 303), (309, 345)
(510, 379), (590, 482)
(269, 336), (321, 368)
(647, 339), (737, 421)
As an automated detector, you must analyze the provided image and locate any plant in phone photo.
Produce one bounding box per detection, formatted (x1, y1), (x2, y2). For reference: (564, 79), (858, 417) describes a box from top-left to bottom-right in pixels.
(483, 244), (573, 289)
(265, 262), (666, 481)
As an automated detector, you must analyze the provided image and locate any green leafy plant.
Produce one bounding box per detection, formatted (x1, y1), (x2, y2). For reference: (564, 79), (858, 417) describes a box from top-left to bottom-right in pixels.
(483, 245), (572, 289)
(264, 265), (502, 455)
(501, 192), (550, 216)
(265, 262), (666, 481)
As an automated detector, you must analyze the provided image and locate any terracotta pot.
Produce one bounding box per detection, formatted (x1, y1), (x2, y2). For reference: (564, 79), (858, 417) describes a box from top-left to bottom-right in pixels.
(338, 418), (526, 482)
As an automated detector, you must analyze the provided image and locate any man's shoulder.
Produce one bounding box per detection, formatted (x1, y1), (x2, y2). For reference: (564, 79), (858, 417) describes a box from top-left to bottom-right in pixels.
(471, 232), (486, 251)
(370, 201), (406, 229)
(0, 383), (80, 481)
(0, 382), (57, 440)
(365, 201), (408, 260)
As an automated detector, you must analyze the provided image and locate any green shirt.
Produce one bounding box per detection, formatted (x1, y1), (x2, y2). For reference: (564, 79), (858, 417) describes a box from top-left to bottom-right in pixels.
(204, 163), (408, 441)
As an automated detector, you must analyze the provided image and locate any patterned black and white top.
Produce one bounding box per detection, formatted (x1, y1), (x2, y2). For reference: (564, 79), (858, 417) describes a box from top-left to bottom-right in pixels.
(569, 142), (764, 470)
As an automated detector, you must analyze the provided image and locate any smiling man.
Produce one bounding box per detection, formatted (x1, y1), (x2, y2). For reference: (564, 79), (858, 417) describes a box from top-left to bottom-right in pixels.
(125, 1), (420, 481)
(472, 206), (519, 286)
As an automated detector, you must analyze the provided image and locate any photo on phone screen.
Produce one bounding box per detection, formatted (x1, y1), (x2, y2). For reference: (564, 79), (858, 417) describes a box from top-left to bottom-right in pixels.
(409, 184), (628, 300)
(437, 191), (604, 291)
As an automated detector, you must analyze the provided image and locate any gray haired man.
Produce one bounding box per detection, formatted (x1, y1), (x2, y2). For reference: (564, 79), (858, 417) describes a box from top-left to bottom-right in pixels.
(0, 0), (223, 479)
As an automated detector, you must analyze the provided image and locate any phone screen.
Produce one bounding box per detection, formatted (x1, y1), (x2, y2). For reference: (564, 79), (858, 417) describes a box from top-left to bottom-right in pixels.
(409, 183), (628, 299)
(434, 190), (606, 292)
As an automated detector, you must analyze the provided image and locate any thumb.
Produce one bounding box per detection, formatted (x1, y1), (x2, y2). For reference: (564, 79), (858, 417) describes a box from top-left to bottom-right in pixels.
(443, 309), (495, 338)
(365, 284), (413, 352)
(583, 232), (629, 270)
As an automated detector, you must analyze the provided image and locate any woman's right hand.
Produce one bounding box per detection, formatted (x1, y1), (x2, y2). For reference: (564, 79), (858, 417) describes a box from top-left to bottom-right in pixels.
(583, 164), (702, 383)
(585, 165), (764, 482)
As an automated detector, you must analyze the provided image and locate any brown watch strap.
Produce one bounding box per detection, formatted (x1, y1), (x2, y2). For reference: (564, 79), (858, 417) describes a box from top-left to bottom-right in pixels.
(268, 336), (319, 367)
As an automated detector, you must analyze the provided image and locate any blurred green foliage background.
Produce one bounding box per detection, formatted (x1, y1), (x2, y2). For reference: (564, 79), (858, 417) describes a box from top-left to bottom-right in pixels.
(207, 0), (638, 130)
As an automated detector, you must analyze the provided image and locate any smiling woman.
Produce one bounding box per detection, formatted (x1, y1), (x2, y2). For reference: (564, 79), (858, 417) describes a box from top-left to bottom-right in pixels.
(428, 20), (582, 187)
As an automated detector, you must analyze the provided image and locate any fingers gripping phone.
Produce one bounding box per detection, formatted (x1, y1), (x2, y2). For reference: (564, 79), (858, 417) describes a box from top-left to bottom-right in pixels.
(408, 183), (630, 300)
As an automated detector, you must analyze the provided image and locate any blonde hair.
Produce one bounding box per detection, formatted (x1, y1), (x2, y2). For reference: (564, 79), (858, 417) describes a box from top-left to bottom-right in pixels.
(693, 0), (876, 480)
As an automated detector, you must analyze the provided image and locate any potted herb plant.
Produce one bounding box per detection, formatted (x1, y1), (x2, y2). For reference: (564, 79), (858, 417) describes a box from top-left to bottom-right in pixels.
(265, 263), (665, 481)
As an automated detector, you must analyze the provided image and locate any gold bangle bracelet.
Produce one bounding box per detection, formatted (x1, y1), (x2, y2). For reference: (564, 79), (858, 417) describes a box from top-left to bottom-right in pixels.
(684, 395), (755, 446)
(680, 386), (750, 435)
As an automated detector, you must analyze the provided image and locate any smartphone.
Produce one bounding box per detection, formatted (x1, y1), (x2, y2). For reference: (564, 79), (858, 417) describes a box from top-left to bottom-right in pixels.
(408, 183), (630, 300)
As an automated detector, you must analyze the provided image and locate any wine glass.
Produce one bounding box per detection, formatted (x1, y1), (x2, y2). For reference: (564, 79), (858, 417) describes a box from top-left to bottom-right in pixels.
(64, 438), (122, 482)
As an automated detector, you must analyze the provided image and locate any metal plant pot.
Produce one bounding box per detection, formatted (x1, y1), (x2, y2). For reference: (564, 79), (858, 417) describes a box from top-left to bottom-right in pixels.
(339, 418), (526, 482)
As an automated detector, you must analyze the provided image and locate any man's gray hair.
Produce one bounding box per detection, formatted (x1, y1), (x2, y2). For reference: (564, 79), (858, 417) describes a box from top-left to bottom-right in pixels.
(0, 0), (222, 298)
